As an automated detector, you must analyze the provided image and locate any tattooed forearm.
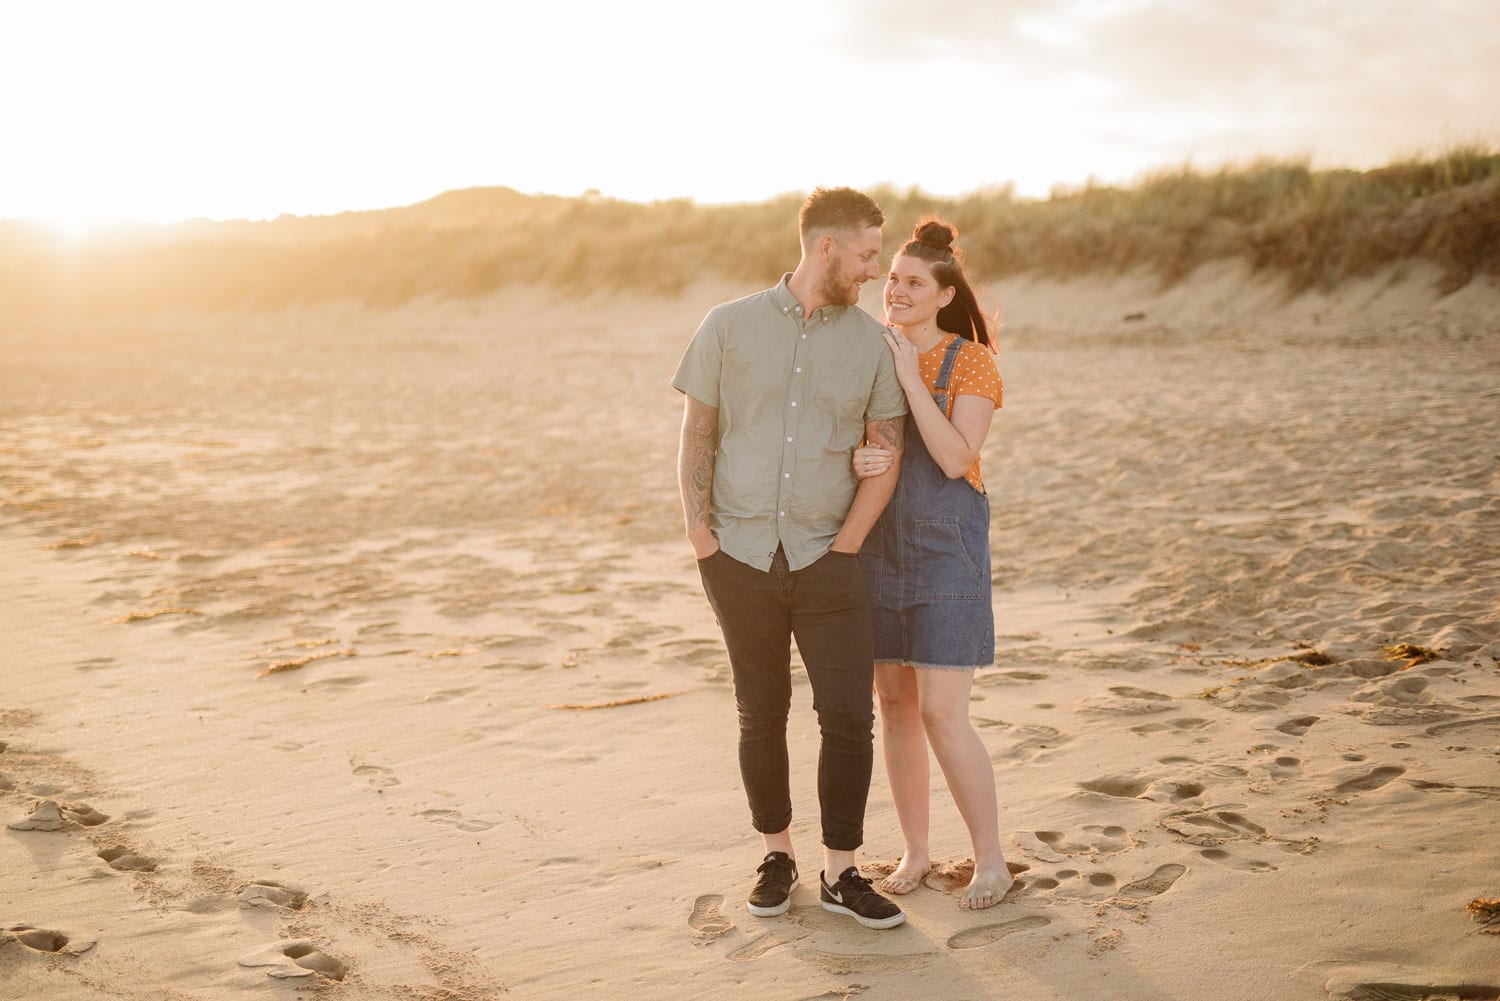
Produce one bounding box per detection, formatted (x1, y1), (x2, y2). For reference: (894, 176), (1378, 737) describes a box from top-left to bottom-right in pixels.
(681, 442), (715, 532)
(678, 397), (719, 536)
(866, 416), (905, 454)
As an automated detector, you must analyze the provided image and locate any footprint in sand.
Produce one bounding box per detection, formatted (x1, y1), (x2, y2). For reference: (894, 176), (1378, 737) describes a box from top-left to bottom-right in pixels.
(1334, 765), (1406, 794)
(1407, 778), (1500, 800)
(794, 949), (936, 975)
(1015, 826), (1131, 862)
(1112, 686), (1174, 701)
(237, 880), (309, 910)
(1333, 981), (1500, 1001)
(1269, 756), (1303, 778)
(728, 930), (803, 962)
(1076, 776), (1153, 799)
(946, 914), (1051, 950)
(1167, 782), (1206, 802)
(98, 846), (158, 872)
(1023, 868), (1116, 901)
(1425, 714), (1500, 738)
(1276, 715), (1320, 737)
(1197, 848), (1278, 872)
(994, 724), (1070, 763)
(1130, 717), (1213, 735)
(1160, 809), (1269, 847)
(3, 925), (96, 955)
(7, 800), (109, 831)
(1078, 687), (1174, 716)
(1160, 760), (1249, 779)
(238, 940), (347, 980)
(794, 987), (870, 1001)
(353, 764), (401, 788)
(688, 894), (734, 937)
(1116, 863), (1187, 900)
(420, 809), (495, 833)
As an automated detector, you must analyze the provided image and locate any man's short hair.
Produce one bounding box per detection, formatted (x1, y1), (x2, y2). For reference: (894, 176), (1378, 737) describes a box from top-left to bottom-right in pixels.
(799, 187), (884, 243)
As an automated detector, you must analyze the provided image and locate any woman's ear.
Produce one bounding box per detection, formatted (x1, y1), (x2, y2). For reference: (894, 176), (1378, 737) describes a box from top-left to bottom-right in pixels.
(941, 287), (956, 308)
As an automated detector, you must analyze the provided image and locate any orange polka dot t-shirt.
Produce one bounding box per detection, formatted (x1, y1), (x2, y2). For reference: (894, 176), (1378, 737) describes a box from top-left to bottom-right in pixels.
(915, 333), (1003, 493)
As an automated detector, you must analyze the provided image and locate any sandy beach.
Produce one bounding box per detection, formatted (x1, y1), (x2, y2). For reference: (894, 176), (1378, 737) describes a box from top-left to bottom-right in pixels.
(3, 264), (1498, 1000)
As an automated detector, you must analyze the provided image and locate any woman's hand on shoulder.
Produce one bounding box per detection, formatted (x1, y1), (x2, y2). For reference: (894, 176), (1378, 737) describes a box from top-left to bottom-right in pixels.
(854, 444), (895, 480)
(882, 327), (923, 391)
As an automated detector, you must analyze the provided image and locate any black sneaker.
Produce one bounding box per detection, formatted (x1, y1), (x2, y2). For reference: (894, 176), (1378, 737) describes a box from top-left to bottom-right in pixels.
(820, 867), (906, 929)
(746, 851), (799, 917)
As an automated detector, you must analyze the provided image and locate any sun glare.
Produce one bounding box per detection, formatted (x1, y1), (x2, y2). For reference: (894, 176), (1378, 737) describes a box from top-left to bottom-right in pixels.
(1, 2), (1495, 223)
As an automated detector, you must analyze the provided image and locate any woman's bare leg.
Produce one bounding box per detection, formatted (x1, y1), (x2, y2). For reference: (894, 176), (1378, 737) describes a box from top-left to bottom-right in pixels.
(874, 661), (931, 894)
(915, 668), (1012, 908)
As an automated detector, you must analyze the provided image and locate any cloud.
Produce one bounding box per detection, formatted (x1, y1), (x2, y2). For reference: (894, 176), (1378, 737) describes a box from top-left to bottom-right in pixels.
(833, 0), (1500, 177)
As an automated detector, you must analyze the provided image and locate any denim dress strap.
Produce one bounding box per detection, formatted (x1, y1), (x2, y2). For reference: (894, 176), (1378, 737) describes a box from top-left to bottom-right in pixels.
(930, 335), (966, 417)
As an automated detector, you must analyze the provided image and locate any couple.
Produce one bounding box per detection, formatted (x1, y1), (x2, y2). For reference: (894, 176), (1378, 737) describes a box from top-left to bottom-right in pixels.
(672, 187), (1009, 931)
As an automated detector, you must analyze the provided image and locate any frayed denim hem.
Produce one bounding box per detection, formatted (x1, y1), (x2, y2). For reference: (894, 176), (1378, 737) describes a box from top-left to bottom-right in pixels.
(876, 659), (991, 671)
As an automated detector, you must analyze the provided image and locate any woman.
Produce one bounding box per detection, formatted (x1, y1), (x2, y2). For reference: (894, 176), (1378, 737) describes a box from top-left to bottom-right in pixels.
(853, 216), (1011, 909)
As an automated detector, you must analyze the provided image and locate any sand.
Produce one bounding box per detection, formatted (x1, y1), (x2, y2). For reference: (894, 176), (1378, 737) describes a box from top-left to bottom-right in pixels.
(2, 262), (1498, 1000)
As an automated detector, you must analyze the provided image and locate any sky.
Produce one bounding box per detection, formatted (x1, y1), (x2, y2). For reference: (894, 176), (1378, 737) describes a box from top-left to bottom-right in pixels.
(3, 0), (1497, 225)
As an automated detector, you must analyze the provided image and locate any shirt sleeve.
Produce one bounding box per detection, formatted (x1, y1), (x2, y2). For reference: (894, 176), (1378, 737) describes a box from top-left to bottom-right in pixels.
(670, 308), (723, 407)
(865, 339), (909, 422)
(952, 342), (1003, 409)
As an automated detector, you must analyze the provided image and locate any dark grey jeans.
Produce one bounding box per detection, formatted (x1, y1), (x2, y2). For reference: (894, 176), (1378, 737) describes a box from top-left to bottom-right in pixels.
(697, 546), (875, 851)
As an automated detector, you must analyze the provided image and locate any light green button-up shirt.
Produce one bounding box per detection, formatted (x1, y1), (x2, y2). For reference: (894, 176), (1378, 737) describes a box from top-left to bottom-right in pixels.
(672, 275), (908, 572)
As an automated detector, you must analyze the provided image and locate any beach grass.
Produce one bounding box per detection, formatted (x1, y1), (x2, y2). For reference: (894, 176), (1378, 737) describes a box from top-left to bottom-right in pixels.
(3, 146), (1498, 315)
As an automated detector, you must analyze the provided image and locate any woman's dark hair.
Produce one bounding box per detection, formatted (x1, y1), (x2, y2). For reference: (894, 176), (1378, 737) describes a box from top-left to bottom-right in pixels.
(896, 215), (996, 352)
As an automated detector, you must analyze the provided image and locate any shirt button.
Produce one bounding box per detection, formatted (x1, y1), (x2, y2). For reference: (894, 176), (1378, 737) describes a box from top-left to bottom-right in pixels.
(795, 367), (801, 373)
(790, 401), (797, 407)
(786, 436), (793, 442)
(783, 472), (790, 478)
(779, 511), (786, 517)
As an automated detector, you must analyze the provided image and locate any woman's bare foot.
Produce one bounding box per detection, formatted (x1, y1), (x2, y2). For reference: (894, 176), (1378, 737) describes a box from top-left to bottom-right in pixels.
(960, 866), (1014, 909)
(878, 857), (931, 895)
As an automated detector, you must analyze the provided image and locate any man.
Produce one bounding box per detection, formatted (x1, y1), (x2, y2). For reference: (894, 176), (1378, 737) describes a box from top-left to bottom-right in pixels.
(672, 187), (908, 929)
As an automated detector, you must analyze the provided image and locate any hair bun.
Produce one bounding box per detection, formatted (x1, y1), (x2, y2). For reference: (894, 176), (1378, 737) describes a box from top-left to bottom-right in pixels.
(914, 219), (956, 252)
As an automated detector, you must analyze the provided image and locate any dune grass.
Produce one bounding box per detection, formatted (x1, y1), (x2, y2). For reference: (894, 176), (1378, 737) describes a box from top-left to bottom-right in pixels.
(3, 146), (1498, 316)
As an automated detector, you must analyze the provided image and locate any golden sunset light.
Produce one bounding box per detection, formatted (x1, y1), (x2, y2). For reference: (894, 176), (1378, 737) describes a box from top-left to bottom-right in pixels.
(4, 3), (1499, 999)
(4, 0), (1497, 225)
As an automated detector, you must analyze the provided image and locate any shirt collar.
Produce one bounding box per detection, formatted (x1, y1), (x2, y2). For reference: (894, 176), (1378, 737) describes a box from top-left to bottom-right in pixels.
(771, 273), (843, 322)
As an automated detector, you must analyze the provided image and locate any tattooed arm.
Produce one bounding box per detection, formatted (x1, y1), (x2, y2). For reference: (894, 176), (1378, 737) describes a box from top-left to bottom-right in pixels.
(678, 394), (720, 558)
(830, 415), (904, 554)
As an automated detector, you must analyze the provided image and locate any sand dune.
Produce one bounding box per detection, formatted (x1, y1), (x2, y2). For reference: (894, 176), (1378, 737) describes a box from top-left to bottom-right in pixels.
(2, 264), (1498, 999)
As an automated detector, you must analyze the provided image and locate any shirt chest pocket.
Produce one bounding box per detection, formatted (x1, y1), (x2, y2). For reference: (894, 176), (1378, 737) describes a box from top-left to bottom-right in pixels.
(812, 365), (868, 424)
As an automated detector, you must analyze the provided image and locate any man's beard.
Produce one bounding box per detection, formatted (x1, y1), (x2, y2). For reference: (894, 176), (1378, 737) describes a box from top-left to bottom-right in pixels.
(815, 257), (859, 307)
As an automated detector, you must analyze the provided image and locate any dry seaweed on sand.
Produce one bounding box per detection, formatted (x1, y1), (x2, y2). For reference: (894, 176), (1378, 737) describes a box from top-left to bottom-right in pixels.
(108, 607), (203, 624)
(1467, 897), (1500, 931)
(547, 692), (685, 711)
(1382, 643), (1442, 668)
(44, 532), (102, 550)
(256, 649), (356, 678)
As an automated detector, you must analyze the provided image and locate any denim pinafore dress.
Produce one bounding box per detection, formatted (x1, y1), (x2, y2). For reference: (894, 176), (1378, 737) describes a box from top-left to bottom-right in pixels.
(861, 335), (994, 669)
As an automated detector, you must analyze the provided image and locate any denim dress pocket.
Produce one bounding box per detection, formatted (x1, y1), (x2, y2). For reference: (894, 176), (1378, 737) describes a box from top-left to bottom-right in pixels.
(912, 518), (985, 600)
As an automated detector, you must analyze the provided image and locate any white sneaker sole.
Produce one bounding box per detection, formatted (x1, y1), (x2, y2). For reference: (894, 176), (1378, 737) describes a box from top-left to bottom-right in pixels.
(821, 899), (906, 929)
(746, 877), (798, 917)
